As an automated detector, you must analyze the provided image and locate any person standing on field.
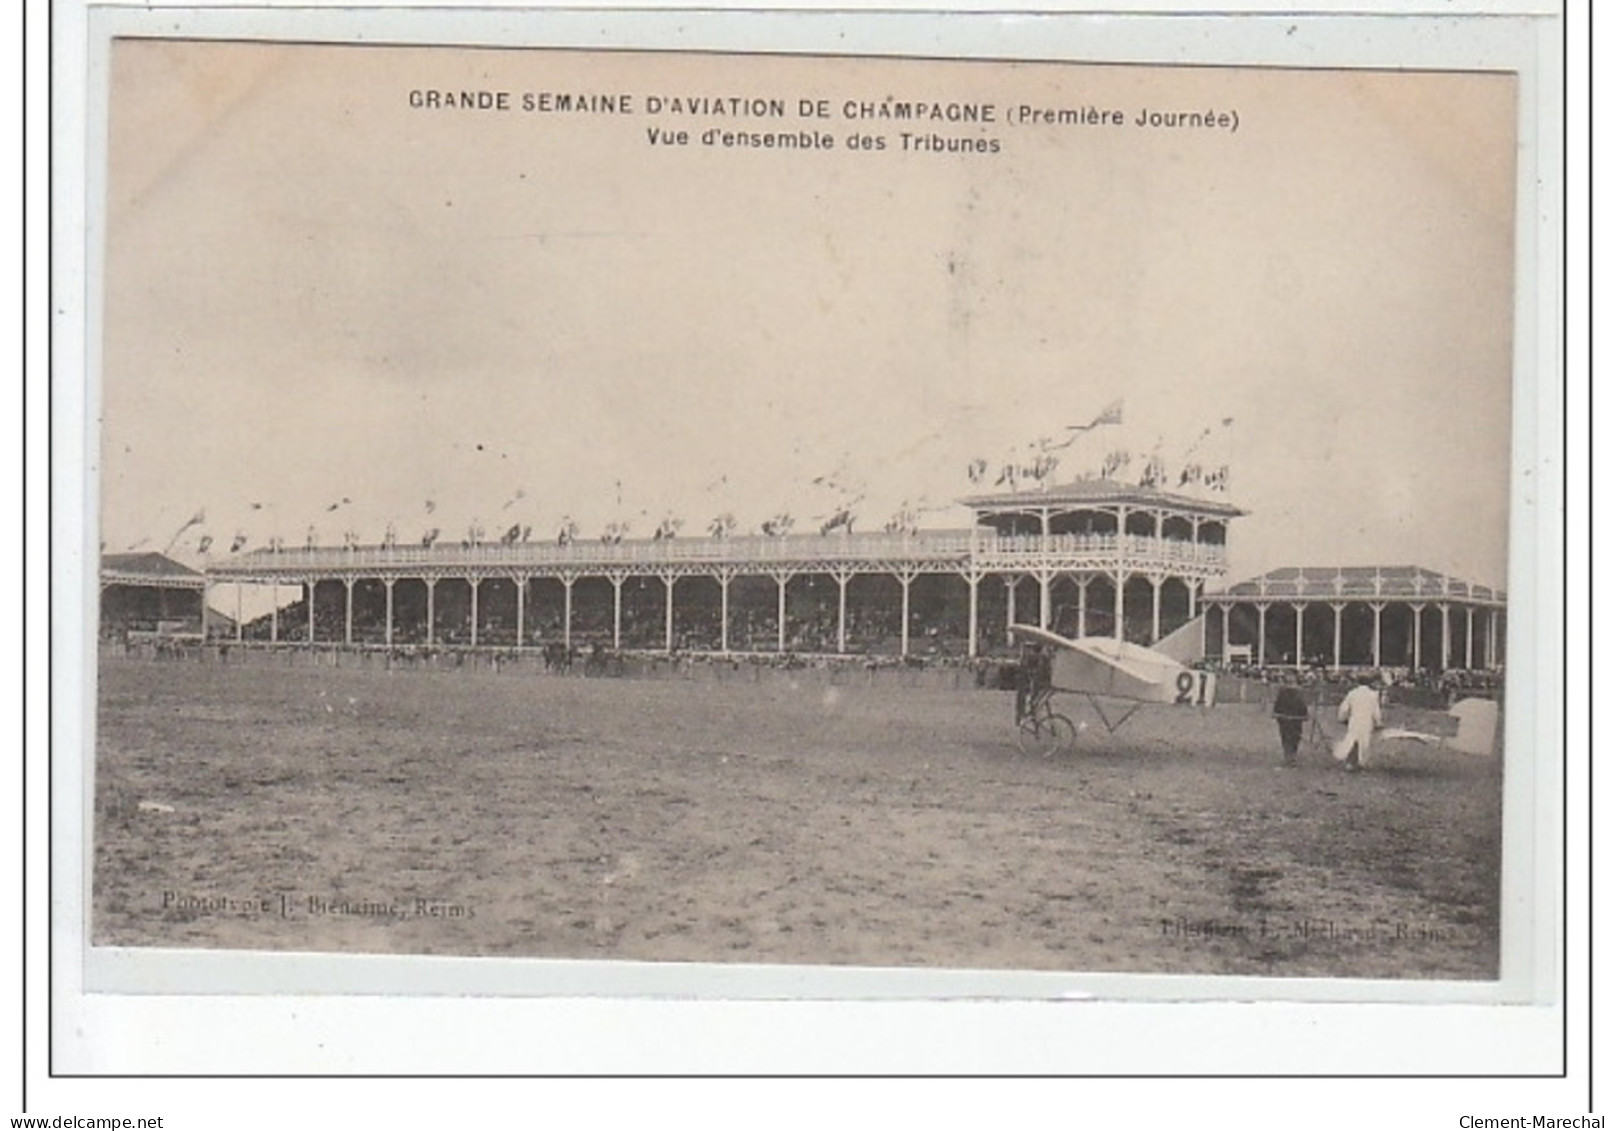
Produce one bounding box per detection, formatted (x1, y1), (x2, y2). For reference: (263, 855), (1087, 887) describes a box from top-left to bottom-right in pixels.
(1334, 672), (1384, 772)
(1272, 680), (1310, 766)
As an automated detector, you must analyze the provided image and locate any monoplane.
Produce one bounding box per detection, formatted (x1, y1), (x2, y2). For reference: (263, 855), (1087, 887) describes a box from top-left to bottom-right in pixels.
(1008, 624), (1217, 755)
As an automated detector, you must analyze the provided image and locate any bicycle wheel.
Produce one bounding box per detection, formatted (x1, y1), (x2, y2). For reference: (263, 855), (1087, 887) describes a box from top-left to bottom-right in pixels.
(1046, 714), (1078, 755)
(1017, 716), (1060, 757)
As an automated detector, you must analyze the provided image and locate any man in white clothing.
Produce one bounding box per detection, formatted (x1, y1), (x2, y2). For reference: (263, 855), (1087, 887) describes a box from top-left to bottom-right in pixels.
(1334, 673), (1384, 772)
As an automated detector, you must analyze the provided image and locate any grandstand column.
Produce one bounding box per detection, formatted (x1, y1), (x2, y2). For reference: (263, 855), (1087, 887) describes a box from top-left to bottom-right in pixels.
(1037, 570), (1050, 630)
(271, 586), (279, 644)
(1256, 603), (1267, 666)
(1409, 602), (1425, 670)
(1150, 576), (1164, 644)
(425, 577), (436, 645)
(1465, 606), (1475, 669)
(384, 579), (395, 647)
(662, 573), (676, 654)
(201, 584), (210, 641)
(1331, 603), (1345, 669)
(1440, 603), (1451, 671)
(1113, 570), (1125, 642)
(1004, 574), (1019, 646)
(1194, 581), (1206, 657)
(833, 570), (852, 655)
(965, 569), (980, 659)
(561, 573), (575, 651)
(1370, 601), (1385, 668)
(306, 580), (315, 647)
(771, 570), (794, 654)
(608, 574), (626, 650)
(718, 570), (733, 654)
(514, 575), (526, 649)
(235, 583), (243, 644)
(1292, 602), (1305, 668)
(896, 569), (917, 657)
(343, 577), (354, 646)
(1076, 577), (1089, 638)
(469, 577), (480, 648)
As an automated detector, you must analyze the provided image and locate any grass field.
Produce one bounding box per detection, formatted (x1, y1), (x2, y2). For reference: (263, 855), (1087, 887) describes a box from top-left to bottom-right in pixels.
(91, 656), (1502, 980)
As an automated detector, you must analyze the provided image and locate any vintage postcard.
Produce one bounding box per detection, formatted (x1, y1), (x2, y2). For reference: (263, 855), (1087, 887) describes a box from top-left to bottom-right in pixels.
(71, 8), (1557, 1031)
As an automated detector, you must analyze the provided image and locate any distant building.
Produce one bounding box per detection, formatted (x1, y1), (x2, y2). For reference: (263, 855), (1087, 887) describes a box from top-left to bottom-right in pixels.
(99, 552), (208, 639)
(1204, 566), (1504, 671)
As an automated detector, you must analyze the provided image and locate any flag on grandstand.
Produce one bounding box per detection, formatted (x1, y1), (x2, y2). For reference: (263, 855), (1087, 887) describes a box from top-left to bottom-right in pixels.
(820, 505), (856, 536)
(654, 515), (684, 541)
(229, 532), (248, 553)
(557, 517), (578, 546)
(1178, 463), (1203, 488)
(1065, 399), (1124, 438)
(382, 523), (397, 548)
(1100, 450), (1132, 478)
(163, 508), (206, 554)
(196, 535), (213, 554)
(422, 527), (440, 547)
(601, 520), (628, 544)
(709, 513), (737, 539)
(1205, 465), (1230, 492)
(305, 525), (318, 548)
(965, 457), (989, 484)
(501, 523), (522, 545)
(761, 513), (795, 537)
(1139, 451), (1166, 489)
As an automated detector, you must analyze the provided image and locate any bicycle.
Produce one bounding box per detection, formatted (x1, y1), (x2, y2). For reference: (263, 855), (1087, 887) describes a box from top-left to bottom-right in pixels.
(1016, 687), (1078, 757)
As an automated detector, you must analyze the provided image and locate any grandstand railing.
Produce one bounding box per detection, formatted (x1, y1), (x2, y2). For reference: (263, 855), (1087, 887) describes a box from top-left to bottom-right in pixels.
(207, 530), (1230, 577)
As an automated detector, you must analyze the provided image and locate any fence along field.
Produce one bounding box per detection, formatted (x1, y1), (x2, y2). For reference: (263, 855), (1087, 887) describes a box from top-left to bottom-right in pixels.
(91, 654), (1501, 979)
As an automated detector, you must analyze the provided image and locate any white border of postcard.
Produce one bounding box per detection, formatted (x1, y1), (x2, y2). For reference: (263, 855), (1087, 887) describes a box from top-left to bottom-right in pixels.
(49, 0), (1570, 1079)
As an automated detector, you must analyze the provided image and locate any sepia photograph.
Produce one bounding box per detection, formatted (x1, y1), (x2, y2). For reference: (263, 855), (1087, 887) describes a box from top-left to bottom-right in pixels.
(86, 33), (1523, 993)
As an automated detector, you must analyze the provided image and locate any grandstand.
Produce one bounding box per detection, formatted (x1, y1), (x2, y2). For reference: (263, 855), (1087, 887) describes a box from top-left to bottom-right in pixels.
(98, 552), (209, 640)
(1203, 566), (1505, 672)
(201, 479), (1243, 660)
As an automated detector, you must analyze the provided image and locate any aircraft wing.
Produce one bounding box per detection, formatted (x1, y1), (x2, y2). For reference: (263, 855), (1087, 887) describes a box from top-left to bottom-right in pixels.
(1010, 625), (1213, 705)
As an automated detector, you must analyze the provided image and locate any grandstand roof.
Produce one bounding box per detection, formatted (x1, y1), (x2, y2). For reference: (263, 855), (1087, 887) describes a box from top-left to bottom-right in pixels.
(101, 552), (206, 587)
(1211, 565), (1503, 604)
(958, 477), (1245, 518)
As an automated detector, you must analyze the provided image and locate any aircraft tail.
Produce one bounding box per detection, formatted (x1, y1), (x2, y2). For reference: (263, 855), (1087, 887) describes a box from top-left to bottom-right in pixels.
(1152, 614), (1206, 665)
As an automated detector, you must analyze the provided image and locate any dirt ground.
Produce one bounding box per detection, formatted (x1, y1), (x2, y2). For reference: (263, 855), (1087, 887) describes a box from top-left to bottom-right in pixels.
(90, 656), (1502, 980)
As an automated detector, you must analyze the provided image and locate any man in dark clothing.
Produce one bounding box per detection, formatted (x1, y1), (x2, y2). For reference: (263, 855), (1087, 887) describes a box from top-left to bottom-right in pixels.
(1015, 642), (1051, 723)
(1272, 682), (1311, 765)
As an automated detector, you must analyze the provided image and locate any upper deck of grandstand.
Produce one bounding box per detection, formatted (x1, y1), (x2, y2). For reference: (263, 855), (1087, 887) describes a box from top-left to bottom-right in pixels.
(206, 526), (1232, 582)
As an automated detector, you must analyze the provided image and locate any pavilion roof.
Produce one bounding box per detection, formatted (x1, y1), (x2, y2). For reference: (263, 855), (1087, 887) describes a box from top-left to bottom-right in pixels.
(100, 552), (205, 584)
(1212, 565), (1503, 603)
(958, 477), (1245, 519)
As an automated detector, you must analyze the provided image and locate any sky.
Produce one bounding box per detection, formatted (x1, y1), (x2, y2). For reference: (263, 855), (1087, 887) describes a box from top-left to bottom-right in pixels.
(98, 40), (1519, 588)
